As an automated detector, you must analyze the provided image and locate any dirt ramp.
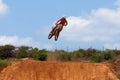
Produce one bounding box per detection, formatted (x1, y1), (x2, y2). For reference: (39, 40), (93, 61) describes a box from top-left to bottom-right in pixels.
(0, 60), (119, 80)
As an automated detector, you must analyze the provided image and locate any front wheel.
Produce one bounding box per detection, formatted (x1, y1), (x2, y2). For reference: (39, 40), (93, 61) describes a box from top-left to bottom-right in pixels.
(48, 32), (53, 39)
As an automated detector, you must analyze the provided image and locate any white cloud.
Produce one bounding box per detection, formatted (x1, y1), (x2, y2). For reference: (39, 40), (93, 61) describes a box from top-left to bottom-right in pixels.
(0, 36), (54, 50)
(0, 36), (37, 47)
(62, 8), (120, 42)
(60, 0), (120, 49)
(62, 16), (92, 42)
(0, 0), (8, 15)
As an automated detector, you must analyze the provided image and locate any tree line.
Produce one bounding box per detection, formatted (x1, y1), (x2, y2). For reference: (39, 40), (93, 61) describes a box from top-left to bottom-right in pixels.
(0, 45), (47, 61)
(0, 44), (120, 62)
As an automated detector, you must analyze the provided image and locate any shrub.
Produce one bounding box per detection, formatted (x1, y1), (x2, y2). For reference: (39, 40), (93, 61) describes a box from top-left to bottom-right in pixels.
(103, 50), (116, 60)
(74, 51), (84, 58)
(34, 49), (47, 61)
(59, 52), (72, 61)
(90, 50), (116, 62)
(72, 49), (85, 59)
(90, 53), (104, 62)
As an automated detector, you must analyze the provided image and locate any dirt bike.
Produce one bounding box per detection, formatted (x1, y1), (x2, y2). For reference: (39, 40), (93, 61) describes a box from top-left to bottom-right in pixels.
(48, 24), (62, 41)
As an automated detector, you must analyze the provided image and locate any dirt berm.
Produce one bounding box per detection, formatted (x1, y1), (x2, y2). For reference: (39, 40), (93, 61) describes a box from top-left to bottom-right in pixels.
(0, 59), (119, 80)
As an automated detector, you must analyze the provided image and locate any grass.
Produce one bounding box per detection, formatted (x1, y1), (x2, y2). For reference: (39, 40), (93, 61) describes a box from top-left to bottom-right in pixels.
(0, 59), (12, 71)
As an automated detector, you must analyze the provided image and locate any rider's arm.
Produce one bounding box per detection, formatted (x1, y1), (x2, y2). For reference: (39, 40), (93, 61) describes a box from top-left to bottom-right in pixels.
(56, 19), (61, 25)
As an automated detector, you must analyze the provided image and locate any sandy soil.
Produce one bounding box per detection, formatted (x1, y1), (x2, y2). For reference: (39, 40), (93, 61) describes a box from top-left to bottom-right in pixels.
(0, 59), (119, 80)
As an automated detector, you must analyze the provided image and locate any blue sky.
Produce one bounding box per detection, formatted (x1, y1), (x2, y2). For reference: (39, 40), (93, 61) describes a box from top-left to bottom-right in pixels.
(0, 0), (120, 51)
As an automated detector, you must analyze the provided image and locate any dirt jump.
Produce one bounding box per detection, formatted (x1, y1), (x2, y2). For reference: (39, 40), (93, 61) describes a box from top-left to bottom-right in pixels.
(0, 59), (119, 80)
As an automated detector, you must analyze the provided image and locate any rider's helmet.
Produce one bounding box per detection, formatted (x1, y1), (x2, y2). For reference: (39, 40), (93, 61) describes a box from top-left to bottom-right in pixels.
(62, 16), (66, 19)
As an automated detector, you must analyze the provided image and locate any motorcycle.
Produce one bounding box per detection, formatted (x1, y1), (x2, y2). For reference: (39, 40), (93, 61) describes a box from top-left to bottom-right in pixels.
(48, 24), (62, 41)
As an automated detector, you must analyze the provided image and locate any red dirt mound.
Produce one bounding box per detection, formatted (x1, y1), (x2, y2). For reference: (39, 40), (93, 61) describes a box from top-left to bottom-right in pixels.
(0, 59), (119, 80)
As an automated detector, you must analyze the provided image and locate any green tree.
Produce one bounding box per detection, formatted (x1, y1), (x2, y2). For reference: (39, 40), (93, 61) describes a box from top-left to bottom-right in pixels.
(34, 49), (47, 61)
(16, 46), (29, 58)
(28, 48), (39, 58)
(0, 45), (15, 59)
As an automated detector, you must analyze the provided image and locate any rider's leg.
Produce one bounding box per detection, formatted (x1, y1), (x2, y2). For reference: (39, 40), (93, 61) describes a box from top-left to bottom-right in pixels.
(55, 27), (62, 41)
(55, 29), (61, 41)
(57, 30), (60, 38)
(56, 25), (63, 38)
(58, 24), (63, 31)
(51, 25), (57, 34)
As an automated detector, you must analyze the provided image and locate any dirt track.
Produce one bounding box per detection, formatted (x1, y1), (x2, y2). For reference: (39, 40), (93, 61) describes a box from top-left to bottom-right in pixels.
(0, 59), (119, 80)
